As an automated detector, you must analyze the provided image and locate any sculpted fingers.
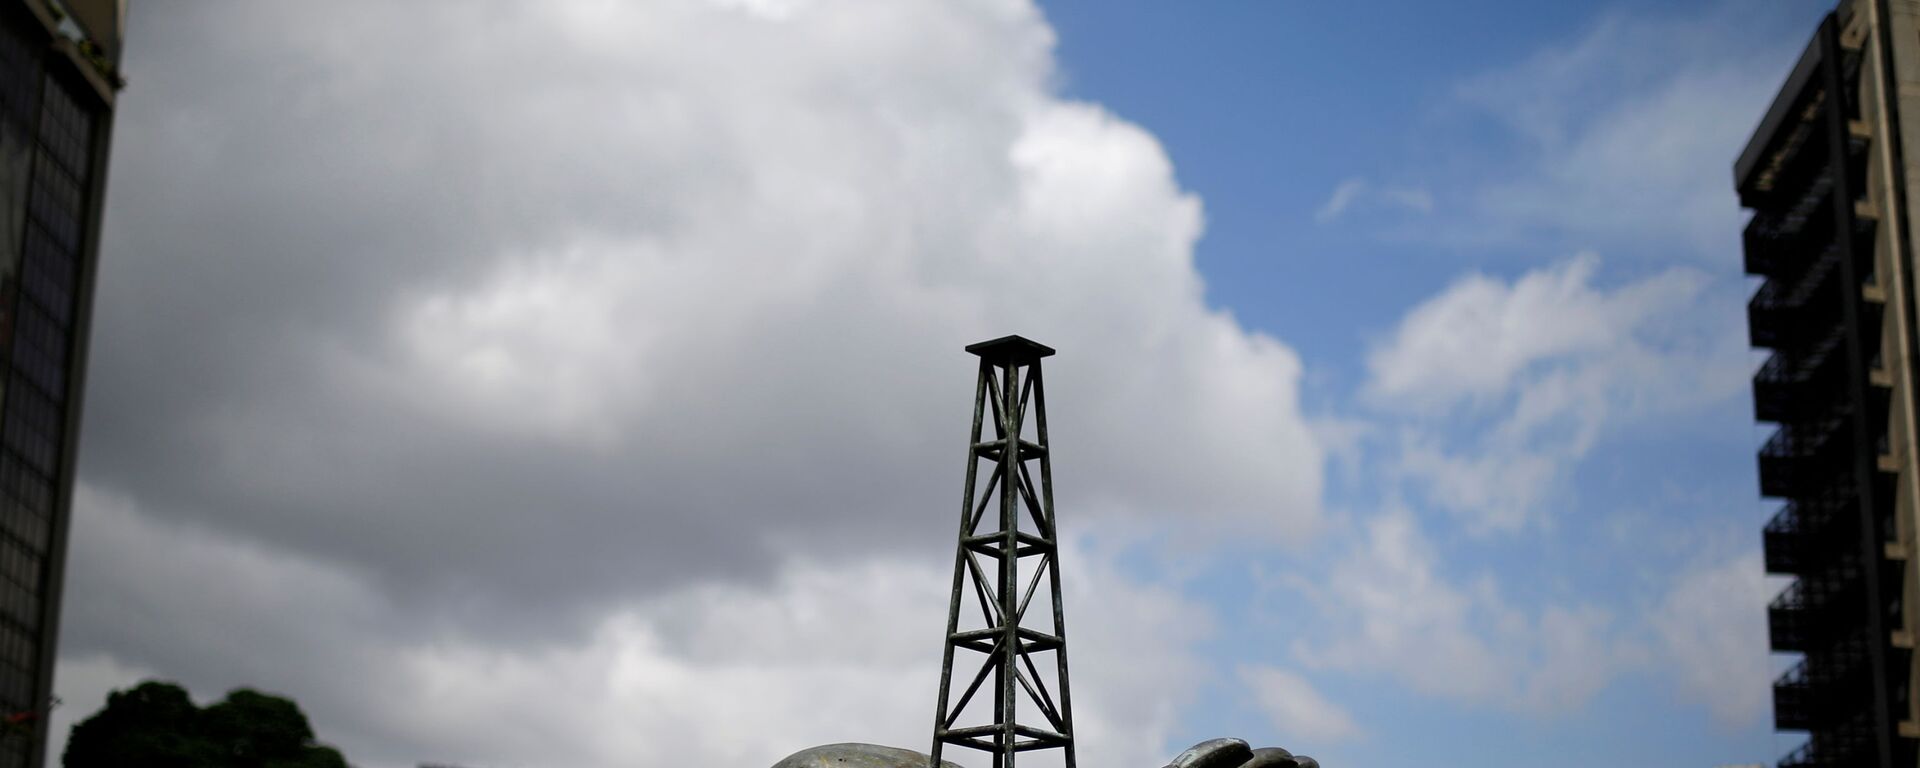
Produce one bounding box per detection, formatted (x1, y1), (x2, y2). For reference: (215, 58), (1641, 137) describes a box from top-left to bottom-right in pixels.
(1168, 738), (1319, 768)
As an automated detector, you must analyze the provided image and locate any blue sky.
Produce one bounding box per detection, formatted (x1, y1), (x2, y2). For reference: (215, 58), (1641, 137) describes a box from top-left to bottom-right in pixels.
(1038, 0), (1826, 765)
(48, 1), (1849, 767)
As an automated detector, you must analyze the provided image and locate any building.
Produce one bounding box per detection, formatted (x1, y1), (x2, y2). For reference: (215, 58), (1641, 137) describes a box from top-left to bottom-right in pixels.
(1741, 2), (1920, 767)
(0, 1), (119, 766)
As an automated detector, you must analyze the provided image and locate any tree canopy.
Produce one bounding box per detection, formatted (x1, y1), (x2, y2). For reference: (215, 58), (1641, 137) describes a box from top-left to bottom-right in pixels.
(62, 680), (347, 768)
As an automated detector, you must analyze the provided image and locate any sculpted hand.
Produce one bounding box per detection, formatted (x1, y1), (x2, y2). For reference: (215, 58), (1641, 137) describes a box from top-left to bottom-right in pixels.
(1165, 738), (1319, 768)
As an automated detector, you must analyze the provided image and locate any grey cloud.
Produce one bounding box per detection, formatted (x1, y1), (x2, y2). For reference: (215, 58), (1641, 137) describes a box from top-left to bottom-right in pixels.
(59, 484), (1212, 768)
(63, 0), (1322, 744)
(75, 0), (1320, 646)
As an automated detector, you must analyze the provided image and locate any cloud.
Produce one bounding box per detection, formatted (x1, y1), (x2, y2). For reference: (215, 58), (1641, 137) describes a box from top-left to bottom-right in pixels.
(1314, 178), (1367, 222)
(68, 0), (1316, 763)
(1270, 256), (1759, 730)
(1237, 665), (1361, 745)
(1393, 434), (1558, 533)
(1313, 177), (1432, 223)
(1366, 254), (1707, 410)
(1290, 512), (1637, 711)
(1274, 0), (1801, 740)
(1281, 250), (1743, 708)
(1379, 186), (1435, 215)
(1649, 552), (1775, 726)
(1293, 0), (1782, 693)
(1438, 3), (1812, 257)
(82, 0), (1322, 631)
(61, 484), (1211, 768)
(1363, 254), (1743, 532)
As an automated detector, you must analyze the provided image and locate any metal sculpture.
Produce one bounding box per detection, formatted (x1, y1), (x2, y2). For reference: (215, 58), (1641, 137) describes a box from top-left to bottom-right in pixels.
(930, 335), (1076, 768)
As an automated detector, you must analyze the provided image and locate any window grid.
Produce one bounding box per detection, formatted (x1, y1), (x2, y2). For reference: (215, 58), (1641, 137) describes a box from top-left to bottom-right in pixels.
(24, 152), (75, 253)
(18, 223), (70, 327)
(0, 34), (103, 768)
(33, 75), (83, 180)
(10, 299), (62, 402)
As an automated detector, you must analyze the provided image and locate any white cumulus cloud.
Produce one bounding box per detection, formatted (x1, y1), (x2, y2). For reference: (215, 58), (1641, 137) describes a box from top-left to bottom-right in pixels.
(1290, 512), (1638, 711)
(1650, 551), (1776, 726)
(1238, 665), (1362, 745)
(1364, 254), (1743, 532)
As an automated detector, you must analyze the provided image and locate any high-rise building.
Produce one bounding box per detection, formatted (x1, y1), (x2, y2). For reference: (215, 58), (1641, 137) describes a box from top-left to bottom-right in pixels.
(1741, 2), (1920, 767)
(0, 2), (119, 766)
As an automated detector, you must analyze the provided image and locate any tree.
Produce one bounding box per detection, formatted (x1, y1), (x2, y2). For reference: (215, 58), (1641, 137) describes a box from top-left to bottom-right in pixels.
(62, 680), (347, 768)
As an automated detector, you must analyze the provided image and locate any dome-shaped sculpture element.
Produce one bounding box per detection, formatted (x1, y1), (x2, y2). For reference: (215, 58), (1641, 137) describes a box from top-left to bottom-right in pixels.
(771, 739), (1320, 768)
(1164, 739), (1319, 768)
(771, 743), (963, 768)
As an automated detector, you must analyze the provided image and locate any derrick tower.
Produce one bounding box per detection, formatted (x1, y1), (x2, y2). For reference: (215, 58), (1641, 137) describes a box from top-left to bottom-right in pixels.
(930, 335), (1077, 768)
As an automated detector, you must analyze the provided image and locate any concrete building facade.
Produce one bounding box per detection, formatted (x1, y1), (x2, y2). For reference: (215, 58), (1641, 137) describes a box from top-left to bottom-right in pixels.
(0, 1), (118, 766)
(1741, 1), (1920, 766)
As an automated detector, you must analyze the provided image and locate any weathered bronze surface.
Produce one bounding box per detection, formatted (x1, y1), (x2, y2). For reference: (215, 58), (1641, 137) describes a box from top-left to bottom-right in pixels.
(1163, 739), (1319, 768)
(1170, 738), (1253, 768)
(774, 743), (964, 768)
(772, 739), (1322, 768)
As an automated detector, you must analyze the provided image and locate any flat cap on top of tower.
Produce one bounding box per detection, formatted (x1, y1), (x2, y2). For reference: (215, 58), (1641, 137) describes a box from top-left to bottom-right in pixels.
(964, 335), (1055, 365)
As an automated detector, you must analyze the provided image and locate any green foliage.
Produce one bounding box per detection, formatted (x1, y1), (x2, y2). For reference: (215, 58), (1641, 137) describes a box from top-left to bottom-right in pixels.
(62, 680), (347, 768)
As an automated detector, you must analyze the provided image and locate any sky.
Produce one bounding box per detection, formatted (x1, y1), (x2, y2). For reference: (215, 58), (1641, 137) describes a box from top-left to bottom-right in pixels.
(41, 0), (1840, 766)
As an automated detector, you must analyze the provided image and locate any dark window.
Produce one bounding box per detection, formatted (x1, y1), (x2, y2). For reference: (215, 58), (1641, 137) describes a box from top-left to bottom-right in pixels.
(24, 152), (76, 252)
(34, 75), (87, 180)
(0, 19), (37, 128)
(20, 223), (71, 325)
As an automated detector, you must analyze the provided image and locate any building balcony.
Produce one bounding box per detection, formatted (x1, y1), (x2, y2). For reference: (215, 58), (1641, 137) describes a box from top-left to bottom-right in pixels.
(1747, 281), (1792, 350)
(1773, 640), (1874, 732)
(1779, 739), (1816, 768)
(1744, 172), (1835, 278)
(1744, 103), (1870, 209)
(1768, 570), (1864, 651)
(1779, 733), (1873, 768)
(1749, 249), (1843, 350)
(1743, 195), (1876, 288)
(1764, 498), (1858, 575)
(1777, 661), (1814, 731)
(1753, 335), (1849, 424)
(1759, 420), (1850, 499)
(1764, 503), (1806, 574)
(1771, 582), (1812, 651)
(1776, 709), (1878, 768)
(1753, 360), (1790, 422)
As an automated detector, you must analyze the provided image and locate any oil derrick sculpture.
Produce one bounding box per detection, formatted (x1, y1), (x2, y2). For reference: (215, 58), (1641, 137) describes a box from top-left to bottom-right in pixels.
(930, 335), (1076, 768)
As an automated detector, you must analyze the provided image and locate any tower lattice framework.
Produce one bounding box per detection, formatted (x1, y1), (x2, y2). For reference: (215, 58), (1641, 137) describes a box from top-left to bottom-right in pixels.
(931, 335), (1076, 768)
